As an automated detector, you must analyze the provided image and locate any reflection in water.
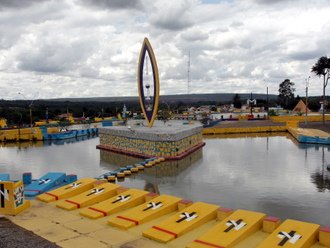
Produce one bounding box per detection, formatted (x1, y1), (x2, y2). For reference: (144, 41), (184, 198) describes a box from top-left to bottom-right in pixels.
(100, 149), (203, 179)
(100, 150), (142, 167)
(0, 134), (98, 149)
(311, 146), (330, 192)
(100, 148), (203, 193)
(203, 132), (289, 140)
(144, 182), (160, 194)
(311, 172), (330, 192)
(0, 136), (102, 180)
(0, 141), (44, 149)
(43, 134), (98, 146)
(204, 131), (330, 151)
(1, 134), (330, 226)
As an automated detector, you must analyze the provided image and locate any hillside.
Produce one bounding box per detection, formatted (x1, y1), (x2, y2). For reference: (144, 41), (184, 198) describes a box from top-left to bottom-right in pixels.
(48, 93), (278, 103)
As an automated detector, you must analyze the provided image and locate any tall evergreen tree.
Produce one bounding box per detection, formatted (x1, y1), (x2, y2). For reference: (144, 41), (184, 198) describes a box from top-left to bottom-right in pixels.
(232, 94), (242, 109)
(278, 79), (295, 109)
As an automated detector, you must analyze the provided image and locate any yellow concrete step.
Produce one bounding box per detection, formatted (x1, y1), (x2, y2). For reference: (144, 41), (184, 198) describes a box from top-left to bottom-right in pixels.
(295, 128), (330, 138)
(37, 178), (97, 203)
(187, 209), (266, 248)
(142, 202), (218, 243)
(108, 194), (181, 229)
(257, 219), (320, 248)
(56, 183), (120, 210)
(80, 188), (149, 219)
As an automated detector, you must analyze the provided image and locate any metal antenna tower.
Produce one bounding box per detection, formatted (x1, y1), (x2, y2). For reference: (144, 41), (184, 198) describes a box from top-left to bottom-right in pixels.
(145, 53), (149, 76)
(187, 51), (190, 95)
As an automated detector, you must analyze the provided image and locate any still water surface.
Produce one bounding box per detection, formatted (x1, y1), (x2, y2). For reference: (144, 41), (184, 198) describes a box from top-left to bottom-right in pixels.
(0, 133), (329, 226)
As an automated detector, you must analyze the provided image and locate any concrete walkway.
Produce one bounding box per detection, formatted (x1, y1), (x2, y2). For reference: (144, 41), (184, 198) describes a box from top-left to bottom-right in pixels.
(5, 198), (329, 248)
(6, 199), (163, 248)
(6, 200), (179, 248)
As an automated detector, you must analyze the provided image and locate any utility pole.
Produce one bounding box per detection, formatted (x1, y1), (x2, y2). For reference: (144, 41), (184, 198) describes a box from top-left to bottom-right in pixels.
(18, 92), (35, 128)
(187, 51), (190, 95)
(264, 79), (269, 119)
(29, 104), (32, 128)
(305, 76), (310, 125)
(250, 92), (253, 115)
(266, 86), (269, 119)
(18, 92), (37, 141)
(46, 108), (49, 123)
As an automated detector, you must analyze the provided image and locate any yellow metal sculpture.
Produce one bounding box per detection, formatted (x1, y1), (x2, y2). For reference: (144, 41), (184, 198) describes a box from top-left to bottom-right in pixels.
(137, 37), (160, 128)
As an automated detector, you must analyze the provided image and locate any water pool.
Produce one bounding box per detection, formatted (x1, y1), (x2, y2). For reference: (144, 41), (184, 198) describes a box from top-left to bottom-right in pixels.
(0, 133), (329, 226)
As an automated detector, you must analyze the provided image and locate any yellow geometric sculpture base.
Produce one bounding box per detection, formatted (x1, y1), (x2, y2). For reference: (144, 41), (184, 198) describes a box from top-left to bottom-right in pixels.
(0, 181), (30, 216)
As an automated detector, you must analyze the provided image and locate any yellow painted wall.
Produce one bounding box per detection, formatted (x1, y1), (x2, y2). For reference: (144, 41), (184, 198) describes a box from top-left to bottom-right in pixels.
(270, 115), (330, 123)
(35, 121), (58, 126)
(68, 115), (75, 124)
(0, 127), (43, 141)
(0, 118), (7, 128)
(202, 126), (287, 135)
(47, 127), (60, 134)
(94, 117), (115, 122)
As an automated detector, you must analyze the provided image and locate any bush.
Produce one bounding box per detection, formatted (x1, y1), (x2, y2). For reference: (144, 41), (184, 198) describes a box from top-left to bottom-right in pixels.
(268, 109), (277, 116)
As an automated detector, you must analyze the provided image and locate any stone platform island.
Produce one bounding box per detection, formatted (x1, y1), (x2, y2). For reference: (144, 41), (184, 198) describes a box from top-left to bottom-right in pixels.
(97, 120), (205, 160)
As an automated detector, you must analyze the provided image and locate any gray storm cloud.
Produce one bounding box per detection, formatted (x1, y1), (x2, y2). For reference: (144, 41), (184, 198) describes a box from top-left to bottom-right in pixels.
(0, 0), (329, 99)
(77, 0), (144, 10)
(0, 0), (50, 9)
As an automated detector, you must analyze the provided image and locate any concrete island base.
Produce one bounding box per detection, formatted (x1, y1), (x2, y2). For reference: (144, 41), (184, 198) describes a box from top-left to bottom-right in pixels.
(97, 120), (205, 160)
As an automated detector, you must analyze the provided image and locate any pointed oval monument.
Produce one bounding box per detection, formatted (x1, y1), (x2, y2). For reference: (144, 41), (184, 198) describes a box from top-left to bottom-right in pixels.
(137, 37), (160, 128)
(97, 38), (205, 160)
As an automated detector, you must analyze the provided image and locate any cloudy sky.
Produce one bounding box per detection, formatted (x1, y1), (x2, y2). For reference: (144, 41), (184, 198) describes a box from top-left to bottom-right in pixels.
(0, 0), (329, 100)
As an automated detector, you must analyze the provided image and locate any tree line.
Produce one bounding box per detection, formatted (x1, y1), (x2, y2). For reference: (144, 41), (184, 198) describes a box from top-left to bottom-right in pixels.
(1, 56), (329, 126)
(0, 94), (324, 127)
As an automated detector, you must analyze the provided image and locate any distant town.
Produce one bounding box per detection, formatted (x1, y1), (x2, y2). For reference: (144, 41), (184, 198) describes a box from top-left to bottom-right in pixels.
(0, 91), (328, 129)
